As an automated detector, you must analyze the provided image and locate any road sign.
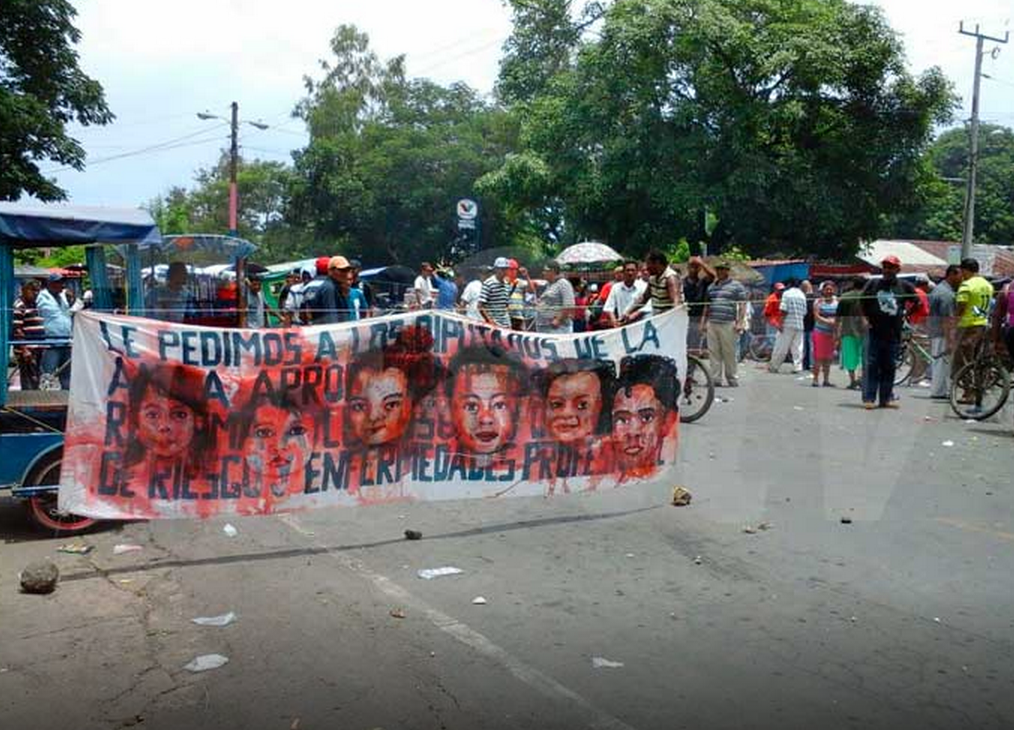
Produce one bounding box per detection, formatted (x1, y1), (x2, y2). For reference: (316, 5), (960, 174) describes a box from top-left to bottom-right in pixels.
(457, 199), (478, 220)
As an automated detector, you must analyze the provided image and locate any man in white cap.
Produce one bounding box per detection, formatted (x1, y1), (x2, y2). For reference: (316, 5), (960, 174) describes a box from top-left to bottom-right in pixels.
(480, 258), (513, 328)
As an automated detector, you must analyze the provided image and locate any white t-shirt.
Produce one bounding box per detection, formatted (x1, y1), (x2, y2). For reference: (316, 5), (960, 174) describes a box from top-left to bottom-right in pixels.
(604, 279), (648, 319)
(414, 275), (434, 306)
(461, 279), (483, 320)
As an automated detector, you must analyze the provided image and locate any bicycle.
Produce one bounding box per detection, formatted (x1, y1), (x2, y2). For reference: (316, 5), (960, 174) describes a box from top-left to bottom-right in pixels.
(893, 326), (933, 386)
(680, 352), (715, 423)
(949, 335), (1011, 420)
(747, 332), (775, 362)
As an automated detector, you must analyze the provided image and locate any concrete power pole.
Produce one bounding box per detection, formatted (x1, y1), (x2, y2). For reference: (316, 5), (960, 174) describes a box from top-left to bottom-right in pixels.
(229, 101), (239, 237)
(958, 22), (1009, 260)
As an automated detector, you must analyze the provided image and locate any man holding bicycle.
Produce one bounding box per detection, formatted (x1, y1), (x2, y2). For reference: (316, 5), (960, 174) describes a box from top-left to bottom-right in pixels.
(952, 258), (994, 401)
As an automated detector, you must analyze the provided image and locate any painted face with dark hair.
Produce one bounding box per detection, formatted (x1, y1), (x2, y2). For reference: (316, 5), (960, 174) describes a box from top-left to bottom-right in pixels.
(611, 384), (669, 470)
(347, 367), (412, 446)
(137, 389), (195, 459)
(451, 366), (517, 454)
(246, 404), (312, 490)
(546, 371), (602, 444)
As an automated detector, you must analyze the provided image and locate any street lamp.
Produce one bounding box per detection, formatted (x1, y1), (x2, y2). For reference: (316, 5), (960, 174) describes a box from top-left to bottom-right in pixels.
(196, 104), (270, 235)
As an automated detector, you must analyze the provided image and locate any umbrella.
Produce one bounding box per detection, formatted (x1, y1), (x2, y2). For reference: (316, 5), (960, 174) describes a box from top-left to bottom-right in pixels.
(556, 242), (624, 267)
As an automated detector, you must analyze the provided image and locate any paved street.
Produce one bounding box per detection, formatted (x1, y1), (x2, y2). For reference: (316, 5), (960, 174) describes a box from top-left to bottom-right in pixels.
(2, 366), (1013, 730)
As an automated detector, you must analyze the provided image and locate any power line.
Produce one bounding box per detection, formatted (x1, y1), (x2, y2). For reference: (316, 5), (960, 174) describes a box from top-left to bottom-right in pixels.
(44, 131), (228, 174)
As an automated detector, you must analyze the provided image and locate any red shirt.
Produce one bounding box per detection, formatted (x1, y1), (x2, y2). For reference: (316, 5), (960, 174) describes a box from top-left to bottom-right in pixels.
(763, 292), (784, 329)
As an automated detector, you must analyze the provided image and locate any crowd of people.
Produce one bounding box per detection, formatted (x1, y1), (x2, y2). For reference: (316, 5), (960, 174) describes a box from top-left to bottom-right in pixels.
(758, 255), (1011, 410)
(12, 247), (1014, 410)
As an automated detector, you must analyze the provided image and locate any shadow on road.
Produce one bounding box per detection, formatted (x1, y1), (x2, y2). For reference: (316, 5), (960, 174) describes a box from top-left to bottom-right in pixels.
(58, 505), (662, 584)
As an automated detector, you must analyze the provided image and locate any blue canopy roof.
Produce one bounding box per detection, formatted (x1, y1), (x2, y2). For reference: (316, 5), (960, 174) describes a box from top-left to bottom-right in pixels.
(145, 234), (258, 264)
(0, 201), (161, 247)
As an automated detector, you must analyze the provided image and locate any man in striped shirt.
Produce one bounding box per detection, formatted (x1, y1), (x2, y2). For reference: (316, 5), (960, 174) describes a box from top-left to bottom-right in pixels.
(768, 278), (806, 373)
(479, 257), (512, 328)
(12, 280), (44, 390)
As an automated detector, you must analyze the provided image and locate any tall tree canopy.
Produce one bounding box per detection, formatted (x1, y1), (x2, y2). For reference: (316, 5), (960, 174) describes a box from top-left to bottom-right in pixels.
(287, 25), (519, 265)
(885, 124), (1014, 245)
(0, 0), (113, 200)
(486, 0), (956, 259)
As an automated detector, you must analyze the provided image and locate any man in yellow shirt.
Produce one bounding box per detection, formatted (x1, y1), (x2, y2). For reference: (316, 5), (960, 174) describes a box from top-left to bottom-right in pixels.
(952, 257), (994, 384)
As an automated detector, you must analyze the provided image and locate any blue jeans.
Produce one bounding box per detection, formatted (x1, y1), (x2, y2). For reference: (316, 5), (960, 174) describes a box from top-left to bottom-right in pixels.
(863, 332), (898, 406)
(41, 347), (72, 389)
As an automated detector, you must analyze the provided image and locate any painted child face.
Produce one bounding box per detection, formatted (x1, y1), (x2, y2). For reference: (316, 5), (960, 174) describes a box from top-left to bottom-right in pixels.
(246, 405), (311, 486)
(347, 367), (412, 446)
(137, 390), (195, 459)
(611, 384), (670, 470)
(546, 371), (602, 444)
(451, 368), (517, 454)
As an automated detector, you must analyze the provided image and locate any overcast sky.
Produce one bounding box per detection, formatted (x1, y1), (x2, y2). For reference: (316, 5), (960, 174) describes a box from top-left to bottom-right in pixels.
(49, 0), (1013, 208)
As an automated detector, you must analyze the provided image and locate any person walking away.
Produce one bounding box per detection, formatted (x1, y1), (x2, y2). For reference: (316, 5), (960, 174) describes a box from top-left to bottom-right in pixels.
(860, 255), (921, 409)
(768, 279), (806, 373)
(414, 262), (436, 309)
(479, 258), (513, 328)
(835, 277), (868, 390)
(620, 250), (682, 324)
(603, 261), (648, 327)
(928, 266), (960, 399)
(991, 278), (1014, 361)
(811, 281), (838, 387)
(35, 273), (73, 389)
(683, 256), (715, 352)
(459, 270), (484, 321)
(801, 280), (815, 371)
(700, 262), (748, 387)
(952, 258), (994, 404)
(12, 280), (44, 390)
(536, 261), (576, 334)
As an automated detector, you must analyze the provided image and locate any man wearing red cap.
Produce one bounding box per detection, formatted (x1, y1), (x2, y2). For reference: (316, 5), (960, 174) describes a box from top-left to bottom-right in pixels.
(859, 255), (922, 409)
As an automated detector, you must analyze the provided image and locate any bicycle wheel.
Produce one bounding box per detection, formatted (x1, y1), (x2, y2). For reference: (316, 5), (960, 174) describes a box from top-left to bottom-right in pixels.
(680, 354), (715, 423)
(949, 358), (1011, 420)
(748, 334), (773, 362)
(894, 343), (914, 385)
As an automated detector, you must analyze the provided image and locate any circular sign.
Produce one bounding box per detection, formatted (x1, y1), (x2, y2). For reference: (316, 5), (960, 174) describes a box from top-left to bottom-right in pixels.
(457, 199), (478, 220)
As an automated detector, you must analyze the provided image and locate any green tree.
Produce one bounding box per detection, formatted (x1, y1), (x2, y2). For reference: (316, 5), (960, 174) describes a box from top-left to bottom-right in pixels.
(491, 0), (956, 260)
(288, 26), (519, 265)
(886, 124), (1014, 244)
(0, 0), (114, 200)
(146, 155), (308, 263)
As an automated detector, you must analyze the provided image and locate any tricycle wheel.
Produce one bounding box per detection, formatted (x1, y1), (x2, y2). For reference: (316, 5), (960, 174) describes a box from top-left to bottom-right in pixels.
(25, 451), (97, 535)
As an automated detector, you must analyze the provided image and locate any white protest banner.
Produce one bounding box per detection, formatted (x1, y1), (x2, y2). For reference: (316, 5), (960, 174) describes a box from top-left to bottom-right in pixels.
(60, 308), (686, 519)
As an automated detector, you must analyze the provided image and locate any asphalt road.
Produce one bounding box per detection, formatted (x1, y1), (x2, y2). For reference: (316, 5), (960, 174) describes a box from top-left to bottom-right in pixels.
(1, 365), (1013, 730)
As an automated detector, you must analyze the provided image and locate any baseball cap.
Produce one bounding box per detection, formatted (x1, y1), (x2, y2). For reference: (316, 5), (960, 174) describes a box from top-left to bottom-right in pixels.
(881, 255), (902, 267)
(774, 282), (785, 291)
(508, 258), (519, 269)
(714, 261), (731, 269)
(493, 257), (511, 269)
(329, 255), (351, 270)
(315, 256), (330, 275)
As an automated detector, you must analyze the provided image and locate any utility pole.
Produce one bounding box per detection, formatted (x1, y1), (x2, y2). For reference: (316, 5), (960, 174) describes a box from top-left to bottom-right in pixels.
(958, 22), (1009, 260)
(229, 101), (239, 237)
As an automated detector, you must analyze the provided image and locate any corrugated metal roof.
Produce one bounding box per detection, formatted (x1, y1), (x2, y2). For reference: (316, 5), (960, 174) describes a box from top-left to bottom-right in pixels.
(904, 240), (1014, 277)
(857, 240), (948, 267)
